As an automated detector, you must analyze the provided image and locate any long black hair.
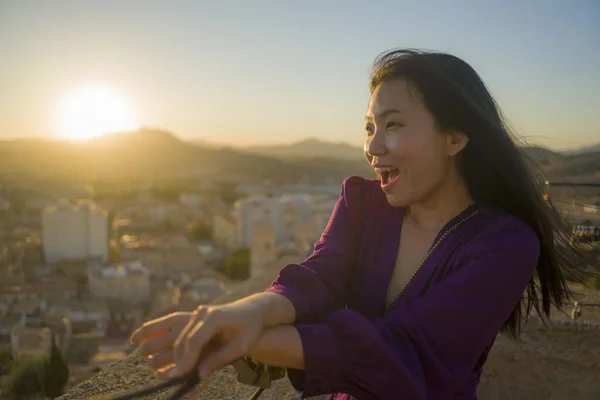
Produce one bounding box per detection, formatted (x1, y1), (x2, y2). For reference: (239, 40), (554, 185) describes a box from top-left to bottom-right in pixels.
(369, 48), (588, 338)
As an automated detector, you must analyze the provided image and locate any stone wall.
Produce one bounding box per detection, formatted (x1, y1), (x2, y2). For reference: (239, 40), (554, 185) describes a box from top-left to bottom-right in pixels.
(59, 263), (600, 400)
(479, 319), (600, 400)
(58, 319), (600, 400)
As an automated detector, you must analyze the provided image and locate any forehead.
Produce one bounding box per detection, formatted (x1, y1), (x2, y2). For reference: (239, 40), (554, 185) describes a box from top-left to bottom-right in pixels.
(366, 78), (421, 118)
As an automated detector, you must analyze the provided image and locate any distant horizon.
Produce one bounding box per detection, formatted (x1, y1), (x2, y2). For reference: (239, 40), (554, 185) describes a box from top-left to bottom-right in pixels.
(1, 127), (598, 154)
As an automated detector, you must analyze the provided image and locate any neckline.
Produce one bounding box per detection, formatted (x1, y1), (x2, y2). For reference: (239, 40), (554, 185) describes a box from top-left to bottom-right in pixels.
(380, 203), (482, 312)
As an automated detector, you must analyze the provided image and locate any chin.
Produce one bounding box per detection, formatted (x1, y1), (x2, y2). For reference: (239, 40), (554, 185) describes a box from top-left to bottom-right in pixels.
(383, 191), (412, 208)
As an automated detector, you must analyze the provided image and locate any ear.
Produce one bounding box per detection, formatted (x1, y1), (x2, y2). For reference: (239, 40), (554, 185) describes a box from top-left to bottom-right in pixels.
(446, 130), (468, 156)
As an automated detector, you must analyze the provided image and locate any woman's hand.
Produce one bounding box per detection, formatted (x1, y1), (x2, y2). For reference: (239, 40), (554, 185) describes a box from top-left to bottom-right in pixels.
(168, 300), (267, 380)
(129, 312), (193, 371)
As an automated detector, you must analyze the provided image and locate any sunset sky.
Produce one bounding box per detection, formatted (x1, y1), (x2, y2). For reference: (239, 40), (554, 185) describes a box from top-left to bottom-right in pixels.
(1, 0), (599, 150)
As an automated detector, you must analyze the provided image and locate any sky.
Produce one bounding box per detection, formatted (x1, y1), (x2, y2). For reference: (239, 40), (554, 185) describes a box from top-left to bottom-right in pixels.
(1, 0), (599, 150)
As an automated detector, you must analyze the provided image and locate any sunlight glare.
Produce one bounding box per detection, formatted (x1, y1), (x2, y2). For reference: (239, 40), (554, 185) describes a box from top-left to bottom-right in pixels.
(58, 83), (138, 140)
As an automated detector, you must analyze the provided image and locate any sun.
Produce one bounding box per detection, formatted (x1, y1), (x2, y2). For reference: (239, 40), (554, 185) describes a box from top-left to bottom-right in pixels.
(57, 83), (139, 140)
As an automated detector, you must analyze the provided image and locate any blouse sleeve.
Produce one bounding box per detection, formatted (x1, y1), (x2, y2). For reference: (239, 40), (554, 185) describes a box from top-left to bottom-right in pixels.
(291, 217), (540, 399)
(264, 176), (365, 323)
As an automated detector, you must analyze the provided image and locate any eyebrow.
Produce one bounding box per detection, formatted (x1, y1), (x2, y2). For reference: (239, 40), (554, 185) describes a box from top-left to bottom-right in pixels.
(364, 108), (402, 121)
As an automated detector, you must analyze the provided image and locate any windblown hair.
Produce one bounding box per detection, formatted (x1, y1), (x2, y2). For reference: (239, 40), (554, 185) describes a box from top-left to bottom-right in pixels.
(370, 48), (588, 338)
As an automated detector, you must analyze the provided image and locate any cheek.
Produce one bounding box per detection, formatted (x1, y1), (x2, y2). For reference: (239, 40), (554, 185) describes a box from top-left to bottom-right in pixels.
(385, 134), (414, 160)
(394, 139), (447, 187)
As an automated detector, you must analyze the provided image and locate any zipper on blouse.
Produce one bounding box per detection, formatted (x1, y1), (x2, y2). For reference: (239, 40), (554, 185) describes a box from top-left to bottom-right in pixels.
(386, 207), (481, 312)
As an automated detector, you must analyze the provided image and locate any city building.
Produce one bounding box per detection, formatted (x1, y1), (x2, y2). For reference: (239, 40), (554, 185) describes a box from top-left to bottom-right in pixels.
(234, 197), (265, 248)
(233, 193), (336, 250)
(42, 199), (109, 263)
(0, 278), (78, 305)
(212, 212), (237, 249)
(0, 197), (10, 211)
(234, 196), (285, 247)
(11, 326), (53, 360)
(119, 234), (204, 276)
(87, 261), (150, 304)
(180, 279), (227, 304)
(250, 221), (276, 272)
(179, 193), (203, 210)
(291, 218), (319, 255)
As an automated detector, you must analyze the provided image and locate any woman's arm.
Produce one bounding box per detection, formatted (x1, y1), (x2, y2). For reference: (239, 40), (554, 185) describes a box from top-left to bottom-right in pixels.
(247, 325), (304, 370)
(262, 176), (367, 324)
(234, 176), (366, 329)
(247, 218), (540, 399)
(164, 177), (367, 380)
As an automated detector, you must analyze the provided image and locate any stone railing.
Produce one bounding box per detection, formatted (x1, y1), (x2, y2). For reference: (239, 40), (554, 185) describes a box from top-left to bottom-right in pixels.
(59, 265), (600, 400)
(58, 318), (600, 400)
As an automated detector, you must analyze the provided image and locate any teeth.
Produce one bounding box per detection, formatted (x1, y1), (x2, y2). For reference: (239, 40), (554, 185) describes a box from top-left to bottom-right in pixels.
(375, 167), (398, 183)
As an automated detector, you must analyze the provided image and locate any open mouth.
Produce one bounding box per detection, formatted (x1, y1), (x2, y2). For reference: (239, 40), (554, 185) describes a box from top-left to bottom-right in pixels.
(377, 167), (399, 186)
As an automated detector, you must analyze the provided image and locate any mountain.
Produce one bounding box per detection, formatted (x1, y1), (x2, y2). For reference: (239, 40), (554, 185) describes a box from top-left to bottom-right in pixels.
(0, 131), (596, 187)
(563, 143), (600, 155)
(0, 129), (372, 184)
(242, 139), (599, 180)
(242, 138), (365, 160)
(515, 145), (599, 179)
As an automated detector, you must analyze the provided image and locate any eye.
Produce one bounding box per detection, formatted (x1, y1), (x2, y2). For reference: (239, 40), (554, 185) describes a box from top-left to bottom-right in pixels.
(386, 121), (402, 129)
(365, 124), (374, 136)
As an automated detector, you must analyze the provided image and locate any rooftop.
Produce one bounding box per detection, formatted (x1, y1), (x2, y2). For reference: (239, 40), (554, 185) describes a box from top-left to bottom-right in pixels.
(0, 277), (77, 296)
(92, 261), (149, 278)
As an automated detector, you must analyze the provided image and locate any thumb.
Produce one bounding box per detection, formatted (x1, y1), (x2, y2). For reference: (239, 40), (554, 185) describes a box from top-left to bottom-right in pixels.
(198, 337), (248, 379)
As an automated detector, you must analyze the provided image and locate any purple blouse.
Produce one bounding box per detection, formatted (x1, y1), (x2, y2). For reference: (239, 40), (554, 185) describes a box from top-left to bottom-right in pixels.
(265, 176), (540, 400)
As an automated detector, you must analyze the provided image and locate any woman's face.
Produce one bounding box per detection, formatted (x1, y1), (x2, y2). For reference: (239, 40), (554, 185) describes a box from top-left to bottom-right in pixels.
(364, 78), (467, 207)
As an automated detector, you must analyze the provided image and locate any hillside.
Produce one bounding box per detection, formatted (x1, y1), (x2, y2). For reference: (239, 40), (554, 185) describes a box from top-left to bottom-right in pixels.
(563, 143), (600, 155)
(242, 138), (365, 160)
(244, 139), (600, 180)
(0, 129), (372, 185)
(0, 131), (596, 186)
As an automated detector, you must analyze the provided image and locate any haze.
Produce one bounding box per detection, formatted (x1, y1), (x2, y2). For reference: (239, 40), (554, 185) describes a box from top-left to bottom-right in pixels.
(1, 0), (599, 150)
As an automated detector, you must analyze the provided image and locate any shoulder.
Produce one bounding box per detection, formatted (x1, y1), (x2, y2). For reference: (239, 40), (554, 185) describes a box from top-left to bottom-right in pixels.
(469, 207), (541, 265)
(341, 175), (381, 193)
(340, 176), (385, 207)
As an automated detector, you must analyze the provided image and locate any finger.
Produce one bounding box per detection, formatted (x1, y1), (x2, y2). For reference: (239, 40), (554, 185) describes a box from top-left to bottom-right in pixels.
(173, 306), (208, 364)
(130, 312), (189, 344)
(138, 329), (179, 357)
(146, 350), (174, 370)
(176, 314), (220, 376)
(185, 386), (198, 400)
(197, 337), (247, 379)
(173, 307), (208, 366)
(156, 364), (175, 380)
(173, 311), (202, 366)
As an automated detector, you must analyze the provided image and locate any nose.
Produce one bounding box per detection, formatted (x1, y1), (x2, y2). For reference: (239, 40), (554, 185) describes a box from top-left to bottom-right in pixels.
(365, 130), (387, 160)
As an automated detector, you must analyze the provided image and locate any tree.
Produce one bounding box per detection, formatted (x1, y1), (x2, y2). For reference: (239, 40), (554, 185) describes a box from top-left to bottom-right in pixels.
(164, 218), (175, 232)
(222, 249), (251, 280)
(0, 347), (13, 377)
(65, 337), (99, 364)
(3, 357), (45, 400)
(217, 182), (242, 206)
(188, 222), (213, 241)
(42, 332), (70, 398)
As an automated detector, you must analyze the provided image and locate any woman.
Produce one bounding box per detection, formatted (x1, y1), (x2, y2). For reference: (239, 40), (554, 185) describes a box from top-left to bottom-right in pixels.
(130, 49), (577, 399)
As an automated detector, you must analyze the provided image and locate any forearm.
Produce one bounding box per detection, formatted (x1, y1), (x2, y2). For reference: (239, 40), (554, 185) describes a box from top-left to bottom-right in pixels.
(235, 292), (297, 328)
(246, 325), (304, 370)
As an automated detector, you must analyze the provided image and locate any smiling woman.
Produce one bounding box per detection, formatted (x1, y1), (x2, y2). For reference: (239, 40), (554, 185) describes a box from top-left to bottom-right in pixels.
(57, 83), (139, 140)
